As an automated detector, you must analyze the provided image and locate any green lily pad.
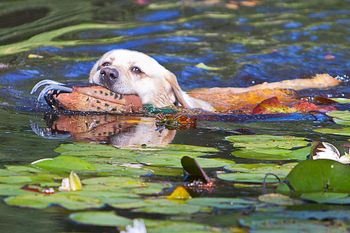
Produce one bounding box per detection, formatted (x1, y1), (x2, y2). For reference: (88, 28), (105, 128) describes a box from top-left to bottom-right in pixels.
(301, 192), (350, 204)
(277, 160), (350, 196)
(158, 144), (219, 153)
(226, 135), (310, 161)
(5, 192), (103, 210)
(32, 156), (96, 172)
(0, 176), (32, 184)
(232, 147), (310, 161)
(258, 193), (303, 206)
(145, 220), (232, 233)
(313, 111), (350, 135)
(0, 184), (28, 196)
(81, 177), (168, 196)
(137, 155), (234, 168)
(55, 142), (129, 155)
(79, 157), (151, 176)
(186, 197), (255, 209)
(226, 135), (309, 149)
(218, 163), (296, 183)
(132, 199), (203, 215)
(69, 211), (131, 227)
(326, 111), (350, 126)
(239, 214), (348, 233)
(314, 127), (350, 136)
(5, 165), (42, 173)
(110, 198), (203, 214)
(70, 212), (231, 233)
(82, 176), (145, 188)
(331, 98), (350, 104)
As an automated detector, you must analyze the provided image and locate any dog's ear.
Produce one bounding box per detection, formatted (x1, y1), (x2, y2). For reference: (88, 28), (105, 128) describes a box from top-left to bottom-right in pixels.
(89, 60), (100, 83)
(164, 71), (191, 108)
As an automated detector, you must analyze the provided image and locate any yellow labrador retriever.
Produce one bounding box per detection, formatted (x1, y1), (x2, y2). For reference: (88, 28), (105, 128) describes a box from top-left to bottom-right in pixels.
(89, 49), (340, 112)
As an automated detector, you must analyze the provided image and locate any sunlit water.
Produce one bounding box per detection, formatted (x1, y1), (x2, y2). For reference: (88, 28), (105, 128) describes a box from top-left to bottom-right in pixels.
(0, 0), (350, 232)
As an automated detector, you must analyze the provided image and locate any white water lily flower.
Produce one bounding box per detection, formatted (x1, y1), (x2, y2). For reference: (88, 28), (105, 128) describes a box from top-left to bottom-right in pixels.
(339, 153), (350, 164)
(58, 178), (70, 192)
(313, 142), (350, 164)
(58, 171), (82, 192)
(120, 219), (147, 233)
(313, 142), (340, 161)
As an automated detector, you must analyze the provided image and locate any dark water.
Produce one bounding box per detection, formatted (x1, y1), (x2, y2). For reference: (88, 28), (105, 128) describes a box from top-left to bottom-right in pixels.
(0, 0), (350, 232)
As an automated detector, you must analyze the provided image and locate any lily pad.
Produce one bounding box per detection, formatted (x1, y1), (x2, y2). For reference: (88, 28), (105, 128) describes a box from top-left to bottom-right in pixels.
(69, 213), (231, 233)
(258, 193), (303, 206)
(218, 163), (296, 183)
(239, 214), (348, 233)
(82, 176), (145, 188)
(0, 176), (33, 184)
(5, 192), (104, 210)
(301, 192), (350, 204)
(137, 155), (234, 168)
(331, 98), (350, 104)
(69, 211), (132, 227)
(226, 135), (310, 161)
(186, 197), (255, 209)
(110, 198), (203, 214)
(314, 127), (350, 136)
(226, 135), (309, 149)
(277, 160), (350, 196)
(31, 156), (96, 172)
(0, 184), (29, 196)
(326, 111), (350, 126)
(145, 220), (232, 233)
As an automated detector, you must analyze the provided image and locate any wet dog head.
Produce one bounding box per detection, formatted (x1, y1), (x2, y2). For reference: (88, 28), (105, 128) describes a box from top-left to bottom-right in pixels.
(89, 49), (190, 108)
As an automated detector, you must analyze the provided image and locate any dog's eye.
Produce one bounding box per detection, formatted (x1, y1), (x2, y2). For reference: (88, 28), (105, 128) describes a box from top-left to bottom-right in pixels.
(131, 66), (143, 74)
(101, 62), (111, 67)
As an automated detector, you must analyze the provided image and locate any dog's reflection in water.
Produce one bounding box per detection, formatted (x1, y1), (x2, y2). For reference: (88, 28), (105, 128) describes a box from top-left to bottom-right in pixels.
(31, 114), (176, 147)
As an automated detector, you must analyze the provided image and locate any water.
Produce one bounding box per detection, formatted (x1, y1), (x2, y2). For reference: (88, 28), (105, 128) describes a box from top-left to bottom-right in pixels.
(0, 0), (350, 232)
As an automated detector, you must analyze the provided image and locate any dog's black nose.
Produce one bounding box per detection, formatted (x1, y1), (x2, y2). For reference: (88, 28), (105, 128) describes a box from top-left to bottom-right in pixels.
(100, 67), (119, 80)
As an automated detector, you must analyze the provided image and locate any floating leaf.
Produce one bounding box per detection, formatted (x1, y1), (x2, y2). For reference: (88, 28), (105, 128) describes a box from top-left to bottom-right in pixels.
(258, 193), (303, 206)
(301, 192), (350, 204)
(145, 220), (232, 233)
(218, 163), (296, 183)
(5, 192), (103, 210)
(0, 184), (28, 196)
(31, 156), (96, 172)
(186, 197), (255, 209)
(239, 213), (348, 233)
(0, 176), (32, 184)
(69, 211), (131, 227)
(226, 135), (309, 149)
(331, 98), (350, 104)
(326, 110), (350, 126)
(137, 155), (234, 168)
(314, 127), (350, 136)
(313, 111), (350, 135)
(82, 176), (144, 188)
(226, 135), (310, 161)
(109, 198), (203, 214)
(277, 160), (350, 196)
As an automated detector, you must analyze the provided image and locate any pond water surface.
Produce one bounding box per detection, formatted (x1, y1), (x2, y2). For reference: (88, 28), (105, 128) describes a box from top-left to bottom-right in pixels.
(0, 0), (350, 232)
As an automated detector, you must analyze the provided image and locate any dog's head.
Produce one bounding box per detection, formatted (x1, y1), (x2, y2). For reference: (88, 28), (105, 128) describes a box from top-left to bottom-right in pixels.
(89, 49), (190, 108)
